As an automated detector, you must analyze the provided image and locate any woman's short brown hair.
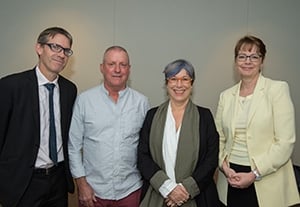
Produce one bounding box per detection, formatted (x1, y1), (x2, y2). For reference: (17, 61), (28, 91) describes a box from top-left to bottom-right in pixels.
(234, 35), (266, 62)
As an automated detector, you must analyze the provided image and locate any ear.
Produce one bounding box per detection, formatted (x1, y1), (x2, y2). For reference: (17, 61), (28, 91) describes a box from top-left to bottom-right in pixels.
(259, 64), (264, 73)
(35, 43), (43, 56)
(100, 63), (103, 73)
(128, 64), (131, 74)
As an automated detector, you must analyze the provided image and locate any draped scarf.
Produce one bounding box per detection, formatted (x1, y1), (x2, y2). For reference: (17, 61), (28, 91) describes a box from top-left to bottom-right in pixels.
(140, 100), (200, 207)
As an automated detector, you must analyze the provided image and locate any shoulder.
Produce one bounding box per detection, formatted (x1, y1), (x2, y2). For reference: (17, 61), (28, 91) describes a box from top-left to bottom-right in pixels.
(263, 76), (288, 87)
(144, 106), (159, 121)
(220, 83), (239, 96)
(58, 75), (77, 89)
(140, 107), (159, 129)
(128, 87), (148, 99)
(260, 76), (290, 94)
(0, 69), (36, 91)
(196, 105), (214, 119)
(196, 105), (210, 113)
(127, 88), (150, 107)
(147, 106), (159, 115)
(1, 69), (34, 82)
(77, 85), (100, 99)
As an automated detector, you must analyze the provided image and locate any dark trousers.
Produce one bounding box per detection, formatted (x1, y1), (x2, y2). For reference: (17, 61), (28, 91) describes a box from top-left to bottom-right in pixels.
(17, 162), (68, 207)
(226, 163), (259, 207)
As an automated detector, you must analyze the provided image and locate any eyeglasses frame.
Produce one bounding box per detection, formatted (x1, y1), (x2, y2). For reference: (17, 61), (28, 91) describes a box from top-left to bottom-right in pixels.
(42, 42), (73, 57)
(236, 53), (262, 62)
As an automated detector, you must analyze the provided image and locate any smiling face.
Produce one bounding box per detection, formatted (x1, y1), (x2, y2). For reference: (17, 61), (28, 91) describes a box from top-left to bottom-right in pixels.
(235, 44), (263, 80)
(36, 33), (71, 81)
(167, 69), (193, 104)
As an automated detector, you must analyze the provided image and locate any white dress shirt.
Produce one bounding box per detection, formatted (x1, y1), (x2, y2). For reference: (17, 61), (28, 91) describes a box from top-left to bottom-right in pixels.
(35, 67), (63, 168)
(159, 103), (181, 198)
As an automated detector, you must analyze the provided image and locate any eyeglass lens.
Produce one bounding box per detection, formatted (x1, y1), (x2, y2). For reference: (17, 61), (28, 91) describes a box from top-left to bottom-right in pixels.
(46, 43), (73, 57)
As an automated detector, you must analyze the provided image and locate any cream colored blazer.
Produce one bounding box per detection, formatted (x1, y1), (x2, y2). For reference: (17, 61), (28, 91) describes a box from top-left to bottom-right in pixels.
(215, 75), (300, 206)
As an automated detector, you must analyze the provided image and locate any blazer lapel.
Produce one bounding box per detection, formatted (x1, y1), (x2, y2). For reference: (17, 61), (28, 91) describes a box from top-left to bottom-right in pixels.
(231, 83), (240, 139)
(247, 75), (265, 127)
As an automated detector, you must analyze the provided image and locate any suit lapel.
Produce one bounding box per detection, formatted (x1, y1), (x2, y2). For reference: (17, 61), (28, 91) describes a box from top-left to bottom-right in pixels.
(58, 76), (70, 144)
(27, 69), (40, 136)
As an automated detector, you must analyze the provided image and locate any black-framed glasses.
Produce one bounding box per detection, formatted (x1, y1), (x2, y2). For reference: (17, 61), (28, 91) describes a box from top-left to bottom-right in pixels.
(237, 54), (261, 62)
(44, 43), (73, 57)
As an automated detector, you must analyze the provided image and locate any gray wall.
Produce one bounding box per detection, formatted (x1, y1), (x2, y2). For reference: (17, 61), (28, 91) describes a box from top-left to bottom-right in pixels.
(1, 0), (299, 164)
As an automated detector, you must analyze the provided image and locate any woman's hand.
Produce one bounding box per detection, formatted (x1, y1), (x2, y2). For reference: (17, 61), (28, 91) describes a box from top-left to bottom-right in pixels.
(165, 198), (178, 207)
(222, 160), (237, 180)
(166, 184), (190, 206)
(228, 171), (256, 189)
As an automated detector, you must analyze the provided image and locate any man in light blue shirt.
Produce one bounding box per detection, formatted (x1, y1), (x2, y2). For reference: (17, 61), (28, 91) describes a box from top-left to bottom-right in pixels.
(68, 46), (150, 207)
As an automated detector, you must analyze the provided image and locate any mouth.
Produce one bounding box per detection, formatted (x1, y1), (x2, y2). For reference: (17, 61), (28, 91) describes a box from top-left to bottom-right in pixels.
(173, 89), (185, 94)
(241, 66), (253, 71)
(53, 58), (65, 65)
(112, 75), (123, 80)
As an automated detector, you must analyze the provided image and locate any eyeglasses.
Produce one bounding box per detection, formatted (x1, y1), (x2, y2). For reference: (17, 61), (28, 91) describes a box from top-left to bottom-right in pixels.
(44, 43), (73, 57)
(237, 54), (261, 62)
(167, 77), (193, 84)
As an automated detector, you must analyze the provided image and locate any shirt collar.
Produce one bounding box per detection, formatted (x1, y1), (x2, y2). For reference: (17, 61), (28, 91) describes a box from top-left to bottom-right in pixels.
(35, 66), (58, 87)
(100, 83), (128, 98)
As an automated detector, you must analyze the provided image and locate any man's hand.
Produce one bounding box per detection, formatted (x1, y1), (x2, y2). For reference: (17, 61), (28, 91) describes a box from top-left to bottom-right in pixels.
(75, 177), (97, 207)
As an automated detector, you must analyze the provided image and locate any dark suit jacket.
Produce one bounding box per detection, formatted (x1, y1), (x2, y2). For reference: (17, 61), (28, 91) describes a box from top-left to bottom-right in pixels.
(0, 68), (77, 207)
(138, 105), (220, 207)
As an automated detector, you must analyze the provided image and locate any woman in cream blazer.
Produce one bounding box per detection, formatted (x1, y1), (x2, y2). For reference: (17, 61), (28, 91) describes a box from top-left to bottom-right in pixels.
(216, 35), (300, 207)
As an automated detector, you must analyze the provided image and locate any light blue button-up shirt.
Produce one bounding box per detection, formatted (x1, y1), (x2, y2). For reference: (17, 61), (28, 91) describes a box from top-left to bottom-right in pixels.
(68, 84), (149, 200)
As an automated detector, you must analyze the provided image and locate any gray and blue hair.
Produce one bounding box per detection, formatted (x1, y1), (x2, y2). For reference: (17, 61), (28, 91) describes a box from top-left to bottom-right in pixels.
(163, 59), (195, 84)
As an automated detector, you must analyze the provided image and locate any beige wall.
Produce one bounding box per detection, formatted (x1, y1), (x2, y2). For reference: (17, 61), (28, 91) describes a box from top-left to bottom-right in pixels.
(0, 0), (299, 167)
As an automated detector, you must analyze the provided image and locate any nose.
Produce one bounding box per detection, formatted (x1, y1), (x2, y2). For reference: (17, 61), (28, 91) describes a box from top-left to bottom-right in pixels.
(114, 65), (121, 72)
(245, 56), (251, 63)
(175, 79), (183, 86)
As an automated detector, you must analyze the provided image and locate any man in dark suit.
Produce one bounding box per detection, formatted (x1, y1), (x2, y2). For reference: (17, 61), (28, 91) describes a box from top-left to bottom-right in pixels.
(0, 27), (77, 207)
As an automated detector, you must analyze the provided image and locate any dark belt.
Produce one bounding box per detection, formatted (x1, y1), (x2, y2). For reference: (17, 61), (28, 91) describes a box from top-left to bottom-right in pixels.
(34, 161), (64, 175)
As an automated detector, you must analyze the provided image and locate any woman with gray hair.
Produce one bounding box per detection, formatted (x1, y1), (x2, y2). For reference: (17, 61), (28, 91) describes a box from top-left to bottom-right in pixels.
(138, 59), (220, 207)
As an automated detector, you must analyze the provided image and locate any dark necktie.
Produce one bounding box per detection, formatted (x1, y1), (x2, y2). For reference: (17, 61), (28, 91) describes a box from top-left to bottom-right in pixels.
(44, 83), (57, 165)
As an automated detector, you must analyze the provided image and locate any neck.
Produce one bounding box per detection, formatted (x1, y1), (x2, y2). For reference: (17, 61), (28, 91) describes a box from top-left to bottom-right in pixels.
(170, 99), (189, 111)
(38, 65), (58, 82)
(170, 99), (189, 131)
(104, 83), (126, 103)
(240, 75), (259, 96)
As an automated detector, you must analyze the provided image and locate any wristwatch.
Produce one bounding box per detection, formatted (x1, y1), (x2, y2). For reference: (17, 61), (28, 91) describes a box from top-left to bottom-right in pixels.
(252, 169), (261, 181)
